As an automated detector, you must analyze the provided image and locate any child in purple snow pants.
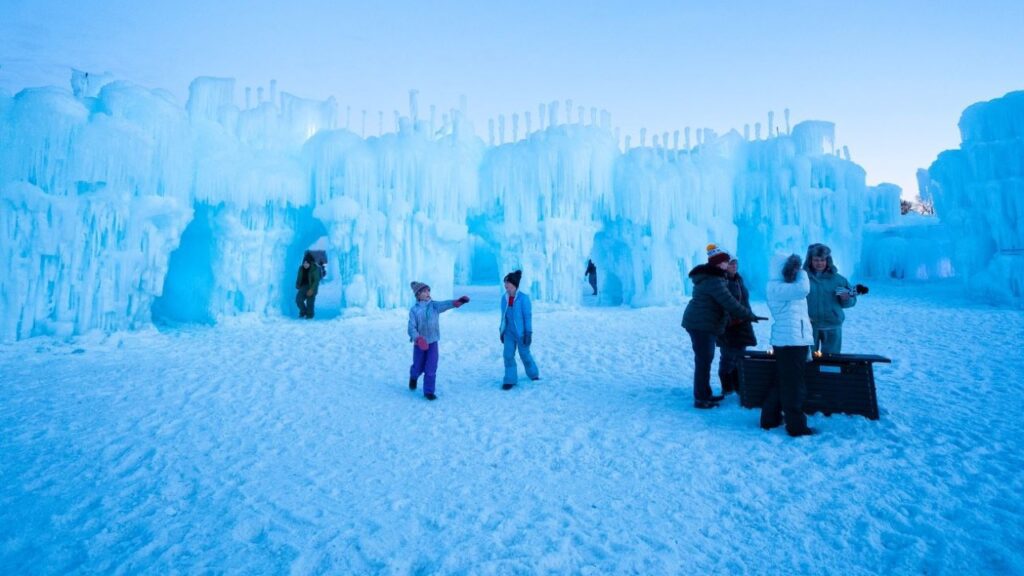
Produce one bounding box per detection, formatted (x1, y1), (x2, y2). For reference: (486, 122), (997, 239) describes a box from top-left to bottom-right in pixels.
(407, 281), (470, 400)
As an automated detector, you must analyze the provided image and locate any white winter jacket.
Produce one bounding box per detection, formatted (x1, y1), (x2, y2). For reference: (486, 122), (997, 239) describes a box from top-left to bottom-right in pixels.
(766, 253), (814, 347)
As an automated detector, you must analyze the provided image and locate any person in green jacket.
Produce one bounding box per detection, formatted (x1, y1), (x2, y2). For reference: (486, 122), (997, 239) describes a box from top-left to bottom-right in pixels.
(803, 243), (856, 354)
(682, 244), (760, 409)
(295, 251), (322, 319)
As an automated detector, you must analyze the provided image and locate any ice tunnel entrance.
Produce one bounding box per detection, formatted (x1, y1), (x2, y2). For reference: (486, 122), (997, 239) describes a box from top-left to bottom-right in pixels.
(281, 209), (334, 318)
(153, 203), (216, 325)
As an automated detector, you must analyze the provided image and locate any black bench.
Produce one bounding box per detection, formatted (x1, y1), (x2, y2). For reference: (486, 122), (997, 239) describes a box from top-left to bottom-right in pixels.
(739, 351), (891, 420)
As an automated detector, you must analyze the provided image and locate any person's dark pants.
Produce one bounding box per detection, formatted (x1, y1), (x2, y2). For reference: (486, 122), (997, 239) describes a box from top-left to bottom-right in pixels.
(718, 345), (746, 392)
(761, 345), (810, 435)
(718, 346), (745, 377)
(687, 329), (717, 402)
(588, 275), (597, 295)
(296, 289), (317, 318)
(410, 342), (440, 396)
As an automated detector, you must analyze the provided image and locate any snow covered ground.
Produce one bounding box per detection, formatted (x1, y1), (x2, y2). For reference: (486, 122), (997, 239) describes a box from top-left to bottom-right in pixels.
(1, 283), (1022, 575)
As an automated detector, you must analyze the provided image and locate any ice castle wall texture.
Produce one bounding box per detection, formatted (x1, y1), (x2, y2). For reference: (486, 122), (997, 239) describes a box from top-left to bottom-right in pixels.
(927, 91), (1024, 303)
(1, 75), (906, 340)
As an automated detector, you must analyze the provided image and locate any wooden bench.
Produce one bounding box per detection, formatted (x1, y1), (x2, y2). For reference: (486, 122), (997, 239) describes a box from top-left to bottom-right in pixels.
(739, 351), (891, 420)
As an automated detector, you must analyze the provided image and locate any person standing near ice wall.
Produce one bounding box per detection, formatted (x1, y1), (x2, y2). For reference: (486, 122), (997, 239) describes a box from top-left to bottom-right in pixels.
(499, 270), (540, 390)
(717, 258), (757, 396)
(294, 251), (322, 319)
(682, 244), (759, 409)
(803, 243), (857, 354)
(585, 259), (598, 296)
(761, 253), (815, 437)
(407, 282), (470, 401)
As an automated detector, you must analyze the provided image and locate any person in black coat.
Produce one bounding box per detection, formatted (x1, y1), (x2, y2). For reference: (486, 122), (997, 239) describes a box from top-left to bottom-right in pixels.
(717, 258), (757, 395)
(585, 259), (598, 296)
(682, 244), (759, 409)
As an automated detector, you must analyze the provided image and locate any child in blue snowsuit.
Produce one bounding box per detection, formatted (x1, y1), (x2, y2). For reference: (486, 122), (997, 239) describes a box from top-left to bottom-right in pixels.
(499, 270), (540, 390)
(408, 281), (469, 401)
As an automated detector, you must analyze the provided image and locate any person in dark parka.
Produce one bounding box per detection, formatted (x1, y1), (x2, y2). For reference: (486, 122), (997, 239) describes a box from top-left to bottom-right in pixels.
(716, 258), (757, 395)
(295, 251), (322, 319)
(682, 244), (759, 409)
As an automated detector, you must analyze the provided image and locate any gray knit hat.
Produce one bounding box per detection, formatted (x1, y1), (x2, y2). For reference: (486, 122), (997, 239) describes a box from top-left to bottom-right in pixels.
(410, 281), (430, 296)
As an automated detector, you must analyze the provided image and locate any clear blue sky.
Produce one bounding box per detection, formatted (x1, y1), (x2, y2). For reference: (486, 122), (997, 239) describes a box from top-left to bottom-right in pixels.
(2, 0), (1022, 197)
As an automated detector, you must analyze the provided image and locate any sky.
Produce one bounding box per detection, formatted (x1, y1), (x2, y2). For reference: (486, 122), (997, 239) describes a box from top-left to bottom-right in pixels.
(2, 0), (1022, 198)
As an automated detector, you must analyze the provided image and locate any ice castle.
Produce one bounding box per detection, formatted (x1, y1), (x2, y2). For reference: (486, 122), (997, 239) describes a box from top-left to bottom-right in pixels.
(1, 72), (1019, 341)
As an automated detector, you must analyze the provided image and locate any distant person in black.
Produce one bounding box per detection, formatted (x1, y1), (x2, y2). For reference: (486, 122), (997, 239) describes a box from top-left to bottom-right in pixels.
(717, 257), (757, 395)
(585, 259), (598, 296)
(295, 251), (322, 319)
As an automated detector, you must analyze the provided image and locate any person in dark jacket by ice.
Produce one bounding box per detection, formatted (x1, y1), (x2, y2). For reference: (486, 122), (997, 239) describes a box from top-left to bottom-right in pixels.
(717, 258), (757, 395)
(682, 244), (759, 409)
(803, 243), (858, 354)
(295, 251), (322, 319)
(585, 259), (598, 296)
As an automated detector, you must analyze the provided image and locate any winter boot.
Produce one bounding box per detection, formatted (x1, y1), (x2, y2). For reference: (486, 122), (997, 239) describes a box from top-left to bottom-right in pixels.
(502, 383), (515, 391)
(694, 399), (720, 409)
(425, 393), (437, 401)
(409, 378), (418, 390)
(708, 394), (725, 403)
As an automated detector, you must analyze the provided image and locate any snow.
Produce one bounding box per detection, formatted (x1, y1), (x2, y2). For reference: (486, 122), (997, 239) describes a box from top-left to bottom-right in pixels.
(2, 283), (1022, 574)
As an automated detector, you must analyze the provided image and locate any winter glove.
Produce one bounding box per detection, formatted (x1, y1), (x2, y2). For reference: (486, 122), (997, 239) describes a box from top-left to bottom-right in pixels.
(499, 333), (505, 344)
(453, 295), (470, 308)
(415, 336), (429, 351)
(523, 331), (532, 346)
(782, 254), (802, 283)
(306, 289), (314, 297)
(855, 283), (869, 295)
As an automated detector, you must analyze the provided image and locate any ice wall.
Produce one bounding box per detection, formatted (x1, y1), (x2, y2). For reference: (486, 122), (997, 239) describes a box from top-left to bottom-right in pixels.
(0, 85), (193, 339)
(476, 124), (616, 303)
(0, 73), (903, 341)
(928, 90), (1024, 302)
(733, 122), (900, 292)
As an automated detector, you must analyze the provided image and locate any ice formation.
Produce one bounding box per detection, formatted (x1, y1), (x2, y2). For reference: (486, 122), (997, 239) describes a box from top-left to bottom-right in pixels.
(859, 90), (1023, 305)
(1, 72), (912, 341)
(928, 91), (1024, 302)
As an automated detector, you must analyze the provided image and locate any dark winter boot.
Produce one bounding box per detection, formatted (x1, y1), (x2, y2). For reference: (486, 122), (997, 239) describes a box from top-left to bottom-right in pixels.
(731, 370), (742, 397)
(694, 399), (720, 409)
(502, 383), (515, 391)
(409, 378), (418, 390)
(425, 393), (437, 401)
(708, 394), (725, 403)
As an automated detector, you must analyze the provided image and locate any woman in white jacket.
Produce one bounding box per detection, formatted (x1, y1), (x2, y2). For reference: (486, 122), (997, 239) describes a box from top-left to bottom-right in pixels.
(762, 253), (816, 437)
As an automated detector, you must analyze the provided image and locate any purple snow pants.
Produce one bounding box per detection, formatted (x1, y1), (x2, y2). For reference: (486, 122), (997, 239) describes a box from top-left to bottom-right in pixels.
(410, 342), (440, 395)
